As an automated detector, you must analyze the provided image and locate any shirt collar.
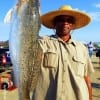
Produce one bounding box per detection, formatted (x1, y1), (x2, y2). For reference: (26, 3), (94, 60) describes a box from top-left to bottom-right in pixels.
(50, 34), (76, 46)
(67, 38), (76, 46)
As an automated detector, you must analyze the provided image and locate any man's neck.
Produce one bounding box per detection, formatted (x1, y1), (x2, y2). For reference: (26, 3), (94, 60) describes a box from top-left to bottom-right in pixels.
(58, 35), (71, 42)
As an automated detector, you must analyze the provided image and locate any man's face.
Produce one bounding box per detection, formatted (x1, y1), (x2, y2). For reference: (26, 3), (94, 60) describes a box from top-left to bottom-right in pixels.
(53, 15), (75, 36)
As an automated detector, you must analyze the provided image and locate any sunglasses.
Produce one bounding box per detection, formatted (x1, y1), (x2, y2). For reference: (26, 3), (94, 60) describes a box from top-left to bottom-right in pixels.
(53, 15), (75, 24)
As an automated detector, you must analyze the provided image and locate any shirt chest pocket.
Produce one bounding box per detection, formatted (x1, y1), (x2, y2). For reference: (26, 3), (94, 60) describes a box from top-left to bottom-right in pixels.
(43, 50), (58, 68)
(73, 56), (86, 77)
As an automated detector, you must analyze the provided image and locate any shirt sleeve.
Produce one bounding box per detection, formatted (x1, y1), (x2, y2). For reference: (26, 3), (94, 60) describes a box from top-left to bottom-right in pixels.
(85, 47), (95, 76)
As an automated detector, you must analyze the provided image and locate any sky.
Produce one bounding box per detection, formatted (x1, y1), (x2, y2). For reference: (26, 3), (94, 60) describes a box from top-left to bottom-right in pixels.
(0, 0), (100, 43)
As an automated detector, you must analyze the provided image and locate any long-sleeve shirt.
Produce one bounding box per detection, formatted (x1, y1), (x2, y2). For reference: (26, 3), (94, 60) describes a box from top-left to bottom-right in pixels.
(33, 35), (94, 100)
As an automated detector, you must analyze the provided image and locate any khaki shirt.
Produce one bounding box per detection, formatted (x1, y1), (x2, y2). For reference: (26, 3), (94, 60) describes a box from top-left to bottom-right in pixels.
(33, 35), (94, 100)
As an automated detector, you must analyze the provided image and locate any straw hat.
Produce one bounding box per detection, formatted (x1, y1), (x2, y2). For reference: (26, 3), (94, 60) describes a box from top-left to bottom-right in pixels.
(41, 5), (91, 29)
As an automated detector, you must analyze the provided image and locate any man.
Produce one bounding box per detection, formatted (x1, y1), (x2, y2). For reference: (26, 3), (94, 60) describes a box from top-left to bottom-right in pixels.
(87, 41), (94, 58)
(33, 5), (94, 100)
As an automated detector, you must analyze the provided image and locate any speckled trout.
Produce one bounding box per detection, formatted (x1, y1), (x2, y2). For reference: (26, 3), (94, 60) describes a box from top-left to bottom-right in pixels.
(9, 0), (42, 100)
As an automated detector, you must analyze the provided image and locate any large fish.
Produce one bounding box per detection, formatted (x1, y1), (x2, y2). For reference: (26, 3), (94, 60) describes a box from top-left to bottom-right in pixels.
(9, 0), (42, 100)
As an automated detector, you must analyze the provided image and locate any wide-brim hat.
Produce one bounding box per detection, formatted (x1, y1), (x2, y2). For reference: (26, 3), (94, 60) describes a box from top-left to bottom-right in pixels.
(41, 5), (91, 30)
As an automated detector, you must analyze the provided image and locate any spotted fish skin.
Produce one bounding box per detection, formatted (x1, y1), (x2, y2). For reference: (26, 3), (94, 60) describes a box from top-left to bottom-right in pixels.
(9, 0), (42, 100)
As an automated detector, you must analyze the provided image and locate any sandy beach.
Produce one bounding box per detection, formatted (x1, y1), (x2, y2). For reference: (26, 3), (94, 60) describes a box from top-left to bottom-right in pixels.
(90, 54), (100, 100)
(0, 89), (18, 100)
